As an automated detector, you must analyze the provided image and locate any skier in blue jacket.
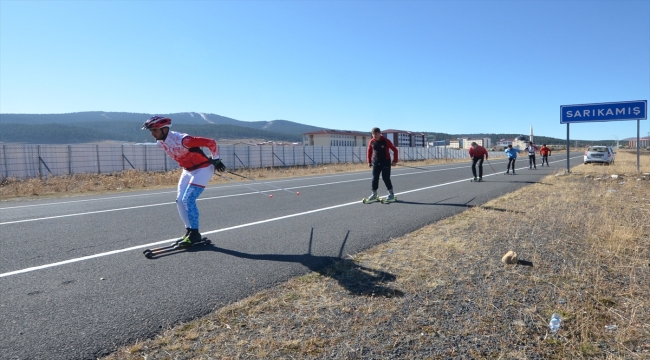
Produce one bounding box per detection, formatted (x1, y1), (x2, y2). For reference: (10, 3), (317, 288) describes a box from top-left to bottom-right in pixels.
(504, 144), (521, 175)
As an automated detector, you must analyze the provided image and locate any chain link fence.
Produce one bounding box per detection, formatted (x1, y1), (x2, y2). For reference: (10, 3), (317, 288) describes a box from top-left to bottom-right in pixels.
(0, 144), (501, 179)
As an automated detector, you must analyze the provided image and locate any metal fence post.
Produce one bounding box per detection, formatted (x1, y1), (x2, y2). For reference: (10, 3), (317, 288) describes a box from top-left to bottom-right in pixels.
(2, 144), (7, 178)
(144, 145), (147, 172)
(121, 145), (125, 171)
(96, 144), (101, 174)
(260, 146), (262, 168)
(37, 145), (42, 178)
(68, 145), (72, 174)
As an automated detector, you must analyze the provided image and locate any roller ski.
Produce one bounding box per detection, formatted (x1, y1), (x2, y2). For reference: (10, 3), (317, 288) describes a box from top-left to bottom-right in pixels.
(143, 229), (211, 258)
(380, 192), (397, 204)
(362, 192), (381, 204)
(470, 177), (483, 182)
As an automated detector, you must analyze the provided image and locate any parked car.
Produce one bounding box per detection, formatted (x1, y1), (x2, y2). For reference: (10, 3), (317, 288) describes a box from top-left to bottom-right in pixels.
(584, 146), (615, 165)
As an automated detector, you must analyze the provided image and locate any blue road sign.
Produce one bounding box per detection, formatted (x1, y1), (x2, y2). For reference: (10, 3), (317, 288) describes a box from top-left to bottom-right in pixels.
(560, 100), (647, 124)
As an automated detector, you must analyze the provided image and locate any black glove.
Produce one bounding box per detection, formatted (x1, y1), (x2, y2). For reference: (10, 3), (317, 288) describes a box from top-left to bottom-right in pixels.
(210, 158), (226, 172)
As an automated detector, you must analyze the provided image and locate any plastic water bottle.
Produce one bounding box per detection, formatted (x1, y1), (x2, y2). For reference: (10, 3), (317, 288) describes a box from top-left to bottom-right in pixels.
(549, 313), (562, 333)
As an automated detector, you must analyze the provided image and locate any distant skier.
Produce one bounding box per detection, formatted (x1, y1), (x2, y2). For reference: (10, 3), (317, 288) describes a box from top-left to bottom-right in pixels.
(365, 127), (398, 202)
(142, 115), (226, 246)
(468, 142), (488, 181)
(504, 144), (521, 175)
(524, 141), (539, 169)
(539, 144), (552, 166)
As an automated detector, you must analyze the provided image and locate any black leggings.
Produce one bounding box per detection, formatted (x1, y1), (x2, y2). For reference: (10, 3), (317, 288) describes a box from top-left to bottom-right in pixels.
(528, 155), (536, 168)
(372, 164), (393, 191)
(541, 155), (549, 166)
(507, 158), (516, 171)
(471, 157), (484, 178)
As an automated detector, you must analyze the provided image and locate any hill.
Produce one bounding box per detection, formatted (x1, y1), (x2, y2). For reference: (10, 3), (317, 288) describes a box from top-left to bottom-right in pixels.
(0, 111), (617, 146)
(0, 111), (324, 137)
(0, 122), (301, 144)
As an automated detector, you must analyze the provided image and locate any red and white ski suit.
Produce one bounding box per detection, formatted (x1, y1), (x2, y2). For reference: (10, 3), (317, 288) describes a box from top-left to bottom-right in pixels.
(157, 130), (220, 230)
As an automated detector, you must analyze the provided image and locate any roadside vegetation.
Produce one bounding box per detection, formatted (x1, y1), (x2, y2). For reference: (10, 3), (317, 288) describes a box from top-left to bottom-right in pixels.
(98, 151), (648, 359)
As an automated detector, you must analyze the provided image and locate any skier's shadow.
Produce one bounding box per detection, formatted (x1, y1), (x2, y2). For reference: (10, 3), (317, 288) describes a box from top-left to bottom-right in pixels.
(397, 196), (525, 213)
(397, 196), (476, 207)
(487, 180), (552, 185)
(211, 229), (404, 298)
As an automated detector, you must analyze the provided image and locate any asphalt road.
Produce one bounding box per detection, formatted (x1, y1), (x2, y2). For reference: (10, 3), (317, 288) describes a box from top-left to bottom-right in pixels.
(0, 153), (583, 359)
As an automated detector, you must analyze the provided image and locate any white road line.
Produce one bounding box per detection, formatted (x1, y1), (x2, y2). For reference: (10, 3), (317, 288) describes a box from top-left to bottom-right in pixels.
(1, 158), (518, 211)
(0, 166), (430, 210)
(0, 156), (581, 278)
(0, 175), (476, 278)
(0, 165), (470, 226)
(0, 190), (178, 210)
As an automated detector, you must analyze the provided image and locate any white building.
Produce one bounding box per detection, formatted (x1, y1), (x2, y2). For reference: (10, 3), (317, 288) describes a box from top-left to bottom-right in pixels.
(382, 129), (427, 147)
(302, 130), (369, 147)
(497, 138), (514, 147)
(463, 138), (492, 149)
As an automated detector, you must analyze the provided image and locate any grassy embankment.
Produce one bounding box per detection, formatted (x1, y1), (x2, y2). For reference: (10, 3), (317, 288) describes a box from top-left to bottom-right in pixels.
(2, 151), (648, 358)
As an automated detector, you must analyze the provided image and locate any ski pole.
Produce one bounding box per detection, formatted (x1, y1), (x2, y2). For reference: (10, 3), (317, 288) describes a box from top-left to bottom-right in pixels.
(214, 172), (275, 198)
(485, 158), (498, 175)
(226, 171), (300, 196)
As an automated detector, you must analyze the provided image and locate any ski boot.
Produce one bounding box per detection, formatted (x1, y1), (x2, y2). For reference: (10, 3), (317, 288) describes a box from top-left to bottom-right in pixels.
(362, 192), (380, 204)
(174, 228), (191, 245)
(505, 171), (509, 175)
(382, 192), (397, 203)
(478, 177), (483, 182)
(177, 229), (202, 247)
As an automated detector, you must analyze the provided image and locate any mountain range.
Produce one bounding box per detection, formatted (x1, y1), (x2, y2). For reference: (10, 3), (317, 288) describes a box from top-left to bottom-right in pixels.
(0, 111), (608, 146)
(0, 111), (323, 144)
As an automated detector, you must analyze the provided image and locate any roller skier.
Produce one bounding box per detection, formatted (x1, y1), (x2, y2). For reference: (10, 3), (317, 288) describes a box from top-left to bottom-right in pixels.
(539, 144), (552, 166)
(363, 127), (398, 203)
(504, 144), (521, 175)
(141, 115), (225, 248)
(468, 141), (488, 182)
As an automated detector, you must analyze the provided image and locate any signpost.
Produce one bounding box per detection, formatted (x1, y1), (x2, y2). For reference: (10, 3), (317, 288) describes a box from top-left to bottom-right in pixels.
(560, 100), (647, 173)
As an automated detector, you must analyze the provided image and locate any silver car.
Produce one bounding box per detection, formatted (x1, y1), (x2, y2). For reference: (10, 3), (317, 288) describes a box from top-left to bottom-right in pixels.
(584, 146), (615, 165)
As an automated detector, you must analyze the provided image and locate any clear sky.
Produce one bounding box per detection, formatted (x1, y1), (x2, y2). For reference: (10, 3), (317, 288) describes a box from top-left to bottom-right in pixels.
(1, 0), (648, 141)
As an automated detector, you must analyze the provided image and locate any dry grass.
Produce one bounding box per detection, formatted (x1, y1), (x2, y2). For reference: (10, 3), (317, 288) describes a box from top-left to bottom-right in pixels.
(97, 151), (650, 359)
(0, 157), (471, 201)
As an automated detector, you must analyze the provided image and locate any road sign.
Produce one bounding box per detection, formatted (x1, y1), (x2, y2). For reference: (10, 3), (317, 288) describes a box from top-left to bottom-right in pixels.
(560, 100), (647, 124)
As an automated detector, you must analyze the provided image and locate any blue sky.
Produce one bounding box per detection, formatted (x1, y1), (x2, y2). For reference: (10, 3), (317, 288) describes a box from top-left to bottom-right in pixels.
(1, 0), (648, 141)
